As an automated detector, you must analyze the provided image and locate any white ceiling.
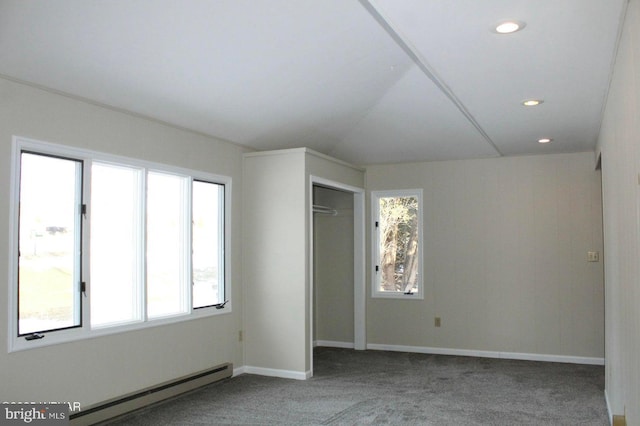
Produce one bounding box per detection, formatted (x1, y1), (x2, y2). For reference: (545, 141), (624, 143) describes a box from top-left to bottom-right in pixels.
(0, 0), (627, 165)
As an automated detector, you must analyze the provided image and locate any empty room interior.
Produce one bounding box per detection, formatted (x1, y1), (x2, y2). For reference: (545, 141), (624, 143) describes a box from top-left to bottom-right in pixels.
(0, 0), (639, 424)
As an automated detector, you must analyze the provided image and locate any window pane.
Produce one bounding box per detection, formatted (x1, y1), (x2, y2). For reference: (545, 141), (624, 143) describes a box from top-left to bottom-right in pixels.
(18, 153), (82, 335)
(90, 163), (143, 327)
(147, 172), (189, 318)
(378, 195), (419, 293)
(192, 181), (224, 308)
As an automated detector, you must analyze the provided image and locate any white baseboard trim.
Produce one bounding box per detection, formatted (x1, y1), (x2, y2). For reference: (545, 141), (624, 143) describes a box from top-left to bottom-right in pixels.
(605, 389), (613, 425)
(232, 366), (246, 377)
(366, 343), (605, 365)
(314, 340), (355, 349)
(243, 365), (311, 380)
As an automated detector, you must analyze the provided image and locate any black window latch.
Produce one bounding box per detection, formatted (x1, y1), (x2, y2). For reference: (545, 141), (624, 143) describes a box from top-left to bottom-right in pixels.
(214, 300), (229, 310)
(25, 333), (44, 341)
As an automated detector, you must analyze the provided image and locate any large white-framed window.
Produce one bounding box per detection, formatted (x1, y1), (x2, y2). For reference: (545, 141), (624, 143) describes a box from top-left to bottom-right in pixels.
(371, 189), (423, 299)
(8, 136), (231, 351)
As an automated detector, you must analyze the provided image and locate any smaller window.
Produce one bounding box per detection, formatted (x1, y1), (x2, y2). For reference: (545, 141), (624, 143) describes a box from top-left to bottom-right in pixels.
(192, 180), (225, 308)
(17, 152), (83, 335)
(371, 189), (423, 299)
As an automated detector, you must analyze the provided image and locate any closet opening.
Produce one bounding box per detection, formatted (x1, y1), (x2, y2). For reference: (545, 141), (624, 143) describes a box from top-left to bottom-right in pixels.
(309, 176), (365, 375)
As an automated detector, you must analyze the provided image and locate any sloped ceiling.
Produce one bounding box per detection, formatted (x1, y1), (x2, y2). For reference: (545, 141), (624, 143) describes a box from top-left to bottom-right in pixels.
(0, 0), (627, 165)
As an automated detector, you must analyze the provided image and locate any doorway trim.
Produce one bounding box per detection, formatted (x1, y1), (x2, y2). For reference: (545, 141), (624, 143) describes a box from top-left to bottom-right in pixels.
(309, 175), (366, 360)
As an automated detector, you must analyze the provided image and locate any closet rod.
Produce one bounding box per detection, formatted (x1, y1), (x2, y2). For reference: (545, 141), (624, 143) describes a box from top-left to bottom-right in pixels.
(312, 204), (337, 216)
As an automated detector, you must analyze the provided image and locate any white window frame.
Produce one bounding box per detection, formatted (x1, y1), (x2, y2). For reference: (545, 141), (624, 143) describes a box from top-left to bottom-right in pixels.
(8, 136), (232, 352)
(371, 189), (424, 300)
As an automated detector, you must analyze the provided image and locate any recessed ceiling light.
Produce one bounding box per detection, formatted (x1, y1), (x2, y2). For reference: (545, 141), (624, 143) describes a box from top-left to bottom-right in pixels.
(538, 138), (553, 144)
(522, 99), (544, 107)
(493, 20), (526, 34)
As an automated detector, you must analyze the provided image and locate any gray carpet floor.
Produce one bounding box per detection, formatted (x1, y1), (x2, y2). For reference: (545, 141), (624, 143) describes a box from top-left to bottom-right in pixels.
(106, 347), (608, 425)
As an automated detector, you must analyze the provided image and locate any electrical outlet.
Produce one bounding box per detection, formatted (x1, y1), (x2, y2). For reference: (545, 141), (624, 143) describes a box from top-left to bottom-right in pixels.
(434, 317), (441, 327)
(239, 330), (243, 342)
(587, 251), (600, 262)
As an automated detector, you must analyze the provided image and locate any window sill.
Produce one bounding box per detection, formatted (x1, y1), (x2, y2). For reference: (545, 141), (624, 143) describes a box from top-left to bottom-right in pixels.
(9, 305), (232, 353)
(372, 292), (424, 300)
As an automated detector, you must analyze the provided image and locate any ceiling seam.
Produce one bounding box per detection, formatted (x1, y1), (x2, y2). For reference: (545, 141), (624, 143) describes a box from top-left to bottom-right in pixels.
(358, 0), (503, 157)
(325, 63), (415, 160)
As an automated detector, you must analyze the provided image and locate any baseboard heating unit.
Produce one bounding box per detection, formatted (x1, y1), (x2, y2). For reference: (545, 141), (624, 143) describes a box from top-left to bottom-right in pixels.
(70, 363), (232, 425)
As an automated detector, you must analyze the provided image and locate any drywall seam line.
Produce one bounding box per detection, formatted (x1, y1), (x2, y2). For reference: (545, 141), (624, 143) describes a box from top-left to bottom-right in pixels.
(594, 0), (630, 157)
(0, 73), (256, 154)
(358, 0), (503, 157)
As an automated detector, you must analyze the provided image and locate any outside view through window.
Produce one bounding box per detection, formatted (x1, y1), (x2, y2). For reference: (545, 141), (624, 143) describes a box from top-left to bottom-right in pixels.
(192, 180), (223, 308)
(90, 162), (142, 327)
(378, 195), (419, 293)
(18, 153), (81, 335)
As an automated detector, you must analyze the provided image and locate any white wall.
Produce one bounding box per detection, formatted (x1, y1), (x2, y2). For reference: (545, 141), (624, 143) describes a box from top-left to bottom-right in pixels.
(243, 150), (308, 375)
(596, 0), (640, 422)
(365, 152), (604, 361)
(243, 149), (364, 377)
(0, 78), (247, 407)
